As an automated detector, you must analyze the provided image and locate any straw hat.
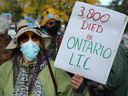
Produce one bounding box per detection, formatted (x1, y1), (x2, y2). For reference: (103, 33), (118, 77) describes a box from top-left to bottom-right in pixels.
(6, 19), (51, 49)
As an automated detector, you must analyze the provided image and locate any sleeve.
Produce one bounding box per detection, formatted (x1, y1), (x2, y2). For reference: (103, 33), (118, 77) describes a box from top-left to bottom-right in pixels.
(0, 60), (12, 96)
(73, 90), (88, 96)
(0, 64), (4, 95)
(106, 45), (127, 90)
(55, 68), (87, 96)
(0, 70), (2, 95)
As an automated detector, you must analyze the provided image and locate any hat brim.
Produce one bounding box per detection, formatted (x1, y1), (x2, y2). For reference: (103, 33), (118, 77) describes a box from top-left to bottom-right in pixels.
(6, 27), (51, 49)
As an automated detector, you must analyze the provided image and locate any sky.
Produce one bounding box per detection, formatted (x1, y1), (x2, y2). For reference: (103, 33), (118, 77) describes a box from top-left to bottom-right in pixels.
(99, 0), (112, 5)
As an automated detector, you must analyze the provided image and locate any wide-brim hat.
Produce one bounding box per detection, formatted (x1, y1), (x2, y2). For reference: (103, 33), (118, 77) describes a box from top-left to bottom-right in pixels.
(6, 19), (51, 49)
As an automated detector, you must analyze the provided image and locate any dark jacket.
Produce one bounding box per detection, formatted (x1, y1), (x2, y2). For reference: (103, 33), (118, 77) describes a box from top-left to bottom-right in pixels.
(106, 45), (128, 96)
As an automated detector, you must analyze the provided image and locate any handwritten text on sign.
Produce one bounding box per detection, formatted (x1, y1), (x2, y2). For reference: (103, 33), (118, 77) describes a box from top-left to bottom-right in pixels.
(78, 7), (111, 40)
(54, 1), (127, 84)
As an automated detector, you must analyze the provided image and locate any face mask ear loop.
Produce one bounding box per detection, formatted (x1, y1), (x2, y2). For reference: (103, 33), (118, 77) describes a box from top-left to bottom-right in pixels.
(41, 41), (58, 95)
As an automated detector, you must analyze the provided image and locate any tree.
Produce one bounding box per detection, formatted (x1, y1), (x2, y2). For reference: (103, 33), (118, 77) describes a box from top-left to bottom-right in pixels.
(0, 0), (24, 22)
(109, 0), (128, 32)
(0, 0), (99, 23)
(36, 0), (99, 23)
(110, 0), (128, 15)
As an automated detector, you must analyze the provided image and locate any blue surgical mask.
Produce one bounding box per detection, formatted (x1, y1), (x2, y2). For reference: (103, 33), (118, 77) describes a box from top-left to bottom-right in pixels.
(20, 39), (40, 61)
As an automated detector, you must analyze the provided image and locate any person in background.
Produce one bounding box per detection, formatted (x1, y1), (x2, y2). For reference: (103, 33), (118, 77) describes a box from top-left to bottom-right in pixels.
(0, 19), (87, 96)
(121, 26), (128, 48)
(39, 8), (63, 60)
(39, 8), (128, 96)
(86, 44), (128, 96)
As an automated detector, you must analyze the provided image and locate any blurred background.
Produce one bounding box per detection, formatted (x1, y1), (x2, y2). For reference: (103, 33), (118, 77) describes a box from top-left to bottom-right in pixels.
(0, 0), (128, 64)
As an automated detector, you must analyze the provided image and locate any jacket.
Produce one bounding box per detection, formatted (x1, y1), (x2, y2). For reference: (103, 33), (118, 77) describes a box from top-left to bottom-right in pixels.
(106, 45), (128, 96)
(0, 59), (87, 96)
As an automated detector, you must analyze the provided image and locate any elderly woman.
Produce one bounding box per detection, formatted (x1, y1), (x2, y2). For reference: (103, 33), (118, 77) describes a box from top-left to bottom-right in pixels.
(0, 19), (87, 96)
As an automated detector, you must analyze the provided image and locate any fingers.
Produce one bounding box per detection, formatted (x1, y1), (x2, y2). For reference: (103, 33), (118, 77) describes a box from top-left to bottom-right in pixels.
(71, 74), (84, 90)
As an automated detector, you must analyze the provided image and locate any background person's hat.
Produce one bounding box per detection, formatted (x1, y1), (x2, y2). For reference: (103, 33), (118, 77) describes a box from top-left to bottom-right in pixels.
(40, 8), (60, 27)
(6, 19), (51, 49)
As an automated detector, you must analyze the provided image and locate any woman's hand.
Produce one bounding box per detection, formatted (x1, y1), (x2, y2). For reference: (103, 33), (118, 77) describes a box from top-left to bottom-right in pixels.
(71, 74), (84, 91)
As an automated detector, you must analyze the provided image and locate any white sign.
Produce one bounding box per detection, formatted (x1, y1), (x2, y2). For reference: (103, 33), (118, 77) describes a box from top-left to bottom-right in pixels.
(54, 1), (128, 84)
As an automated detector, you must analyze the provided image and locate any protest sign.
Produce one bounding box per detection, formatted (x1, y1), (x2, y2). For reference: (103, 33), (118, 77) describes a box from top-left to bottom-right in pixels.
(54, 1), (128, 84)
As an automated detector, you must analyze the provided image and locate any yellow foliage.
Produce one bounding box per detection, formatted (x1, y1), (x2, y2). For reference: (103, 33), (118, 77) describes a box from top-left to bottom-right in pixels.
(86, 0), (95, 4)
(0, 0), (99, 22)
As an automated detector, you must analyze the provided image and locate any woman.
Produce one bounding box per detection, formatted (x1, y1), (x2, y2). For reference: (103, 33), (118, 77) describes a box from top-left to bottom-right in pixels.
(0, 19), (87, 96)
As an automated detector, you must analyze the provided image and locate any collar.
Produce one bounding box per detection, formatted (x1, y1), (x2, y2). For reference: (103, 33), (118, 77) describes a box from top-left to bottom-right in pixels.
(19, 58), (37, 68)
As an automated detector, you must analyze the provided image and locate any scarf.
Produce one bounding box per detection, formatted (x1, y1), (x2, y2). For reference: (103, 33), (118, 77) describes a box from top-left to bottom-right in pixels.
(13, 52), (47, 96)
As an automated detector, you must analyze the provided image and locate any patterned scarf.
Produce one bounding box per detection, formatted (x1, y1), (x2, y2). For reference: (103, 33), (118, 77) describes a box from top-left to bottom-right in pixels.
(12, 52), (47, 96)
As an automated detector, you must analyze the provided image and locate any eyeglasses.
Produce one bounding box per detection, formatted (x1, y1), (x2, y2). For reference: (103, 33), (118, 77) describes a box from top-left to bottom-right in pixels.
(18, 32), (41, 43)
(46, 19), (56, 28)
